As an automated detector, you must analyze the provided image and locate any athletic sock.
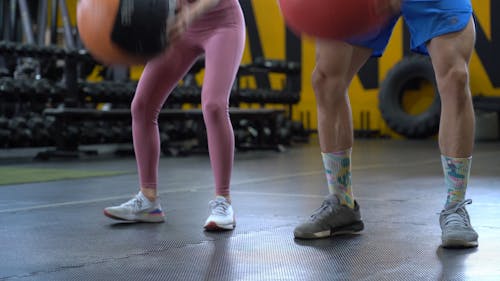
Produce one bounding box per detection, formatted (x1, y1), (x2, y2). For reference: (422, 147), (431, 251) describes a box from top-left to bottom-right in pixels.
(321, 149), (355, 208)
(441, 155), (472, 209)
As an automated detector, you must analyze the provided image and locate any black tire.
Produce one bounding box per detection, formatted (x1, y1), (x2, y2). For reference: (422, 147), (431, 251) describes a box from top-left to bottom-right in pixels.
(379, 56), (441, 139)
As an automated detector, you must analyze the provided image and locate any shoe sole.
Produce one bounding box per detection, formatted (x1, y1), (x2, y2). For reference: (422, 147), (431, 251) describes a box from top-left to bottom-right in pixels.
(294, 221), (364, 239)
(103, 210), (165, 223)
(441, 239), (478, 249)
(204, 221), (235, 231)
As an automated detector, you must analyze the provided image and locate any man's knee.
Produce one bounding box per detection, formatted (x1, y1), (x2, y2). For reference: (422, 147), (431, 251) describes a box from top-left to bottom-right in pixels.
(436, 64), (472, 110)
(312, 68), (348, 103)
(437, 65), (470, 96)
(444, 65), (469, 87)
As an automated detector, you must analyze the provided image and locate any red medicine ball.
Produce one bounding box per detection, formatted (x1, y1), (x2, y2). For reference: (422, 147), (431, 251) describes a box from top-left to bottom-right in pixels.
(278, 0), (397, 40)
(77, 0), (177, 65)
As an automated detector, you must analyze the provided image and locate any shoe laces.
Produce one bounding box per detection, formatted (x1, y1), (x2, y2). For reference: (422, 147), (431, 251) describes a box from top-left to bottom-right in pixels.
(121, 194), (144, 211)
(441, 199), (472, 227)
(310, 198), (338, 221)
(209, 198), (230, 216)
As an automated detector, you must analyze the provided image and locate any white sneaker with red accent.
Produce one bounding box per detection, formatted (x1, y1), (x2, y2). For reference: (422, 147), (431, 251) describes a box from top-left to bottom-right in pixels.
(204, 196), (235, 231)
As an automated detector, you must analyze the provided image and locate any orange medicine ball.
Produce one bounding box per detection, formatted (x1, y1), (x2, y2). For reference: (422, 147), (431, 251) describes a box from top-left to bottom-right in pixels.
(278, 0), (396, 40)
(77, 0), (177, 65)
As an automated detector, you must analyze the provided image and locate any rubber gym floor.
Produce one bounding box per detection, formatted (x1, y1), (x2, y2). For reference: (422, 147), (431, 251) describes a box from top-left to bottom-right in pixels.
(0, 139), (499, 281)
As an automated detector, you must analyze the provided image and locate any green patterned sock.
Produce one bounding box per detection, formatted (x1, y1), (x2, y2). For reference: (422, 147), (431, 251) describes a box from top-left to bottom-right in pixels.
(321, 149), (354, 208)
(441, 155), (472, 209)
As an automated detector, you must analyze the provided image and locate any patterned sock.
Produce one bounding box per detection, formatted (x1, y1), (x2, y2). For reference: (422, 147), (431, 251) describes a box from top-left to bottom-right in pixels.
(441, 155), (472, 209)
(321, 149), (354, 208)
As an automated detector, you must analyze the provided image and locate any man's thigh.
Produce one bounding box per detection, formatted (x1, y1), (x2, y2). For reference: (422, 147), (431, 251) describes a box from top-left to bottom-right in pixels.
(402, 0), (473, 55)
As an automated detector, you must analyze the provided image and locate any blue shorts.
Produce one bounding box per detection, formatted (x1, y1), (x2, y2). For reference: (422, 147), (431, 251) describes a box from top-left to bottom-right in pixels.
(348, 0), (473, 56)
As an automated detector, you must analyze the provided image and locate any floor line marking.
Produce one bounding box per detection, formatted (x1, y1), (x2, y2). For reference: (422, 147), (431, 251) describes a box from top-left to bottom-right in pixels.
(0, 157), (492, 213)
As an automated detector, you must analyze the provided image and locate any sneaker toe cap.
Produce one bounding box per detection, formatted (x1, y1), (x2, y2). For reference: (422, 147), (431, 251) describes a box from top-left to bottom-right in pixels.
(293, 222), (325, 238)
(443, 228), (478, 242)
(204, 215), (234, 226)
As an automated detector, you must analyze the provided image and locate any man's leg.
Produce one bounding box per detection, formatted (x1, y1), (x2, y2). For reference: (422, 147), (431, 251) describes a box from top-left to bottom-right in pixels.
(427, 18), (478, 248)
(428, 18), (475, 161)
(314, 40), (372, 207)
(294, 40), (371, 239)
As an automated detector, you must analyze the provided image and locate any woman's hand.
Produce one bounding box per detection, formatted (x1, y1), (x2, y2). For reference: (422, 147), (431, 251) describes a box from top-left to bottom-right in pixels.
(389, 0), (402, 14)
(168, 5), (195, 43)
(167, 0), (221, 42)
(374, 0), (402, 18)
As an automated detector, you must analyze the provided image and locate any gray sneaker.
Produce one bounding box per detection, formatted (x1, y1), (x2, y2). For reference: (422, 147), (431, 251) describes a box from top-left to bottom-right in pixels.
(104, 192), (165, 223)
(440, 199), (478, 248)
(294, 194), (364, 239)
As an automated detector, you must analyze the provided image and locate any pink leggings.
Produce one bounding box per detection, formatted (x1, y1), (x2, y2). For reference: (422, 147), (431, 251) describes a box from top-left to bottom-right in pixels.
(131, 1), (245, 195)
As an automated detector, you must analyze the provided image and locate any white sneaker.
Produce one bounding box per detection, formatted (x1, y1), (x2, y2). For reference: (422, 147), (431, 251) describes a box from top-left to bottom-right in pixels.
(104, 192), (165, 223)
(204, 196), (235, 231)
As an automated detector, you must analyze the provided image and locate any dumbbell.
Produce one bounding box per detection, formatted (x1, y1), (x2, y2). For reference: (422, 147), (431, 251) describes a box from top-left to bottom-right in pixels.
(0, 128), (9, 147)
(0, 116), (10, 148)
(0, 116), (9, 129)
(79, 121), (100, 144)
(27, 114), (51, 147)
(8, 116), (32, 147)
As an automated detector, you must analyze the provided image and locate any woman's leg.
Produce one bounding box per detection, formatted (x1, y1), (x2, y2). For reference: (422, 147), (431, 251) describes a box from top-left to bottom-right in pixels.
(132, 44), (202, 201)
(201, 27), (245, 201)
(104, 40), (202, 223)
(200, 7), (245, 230)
